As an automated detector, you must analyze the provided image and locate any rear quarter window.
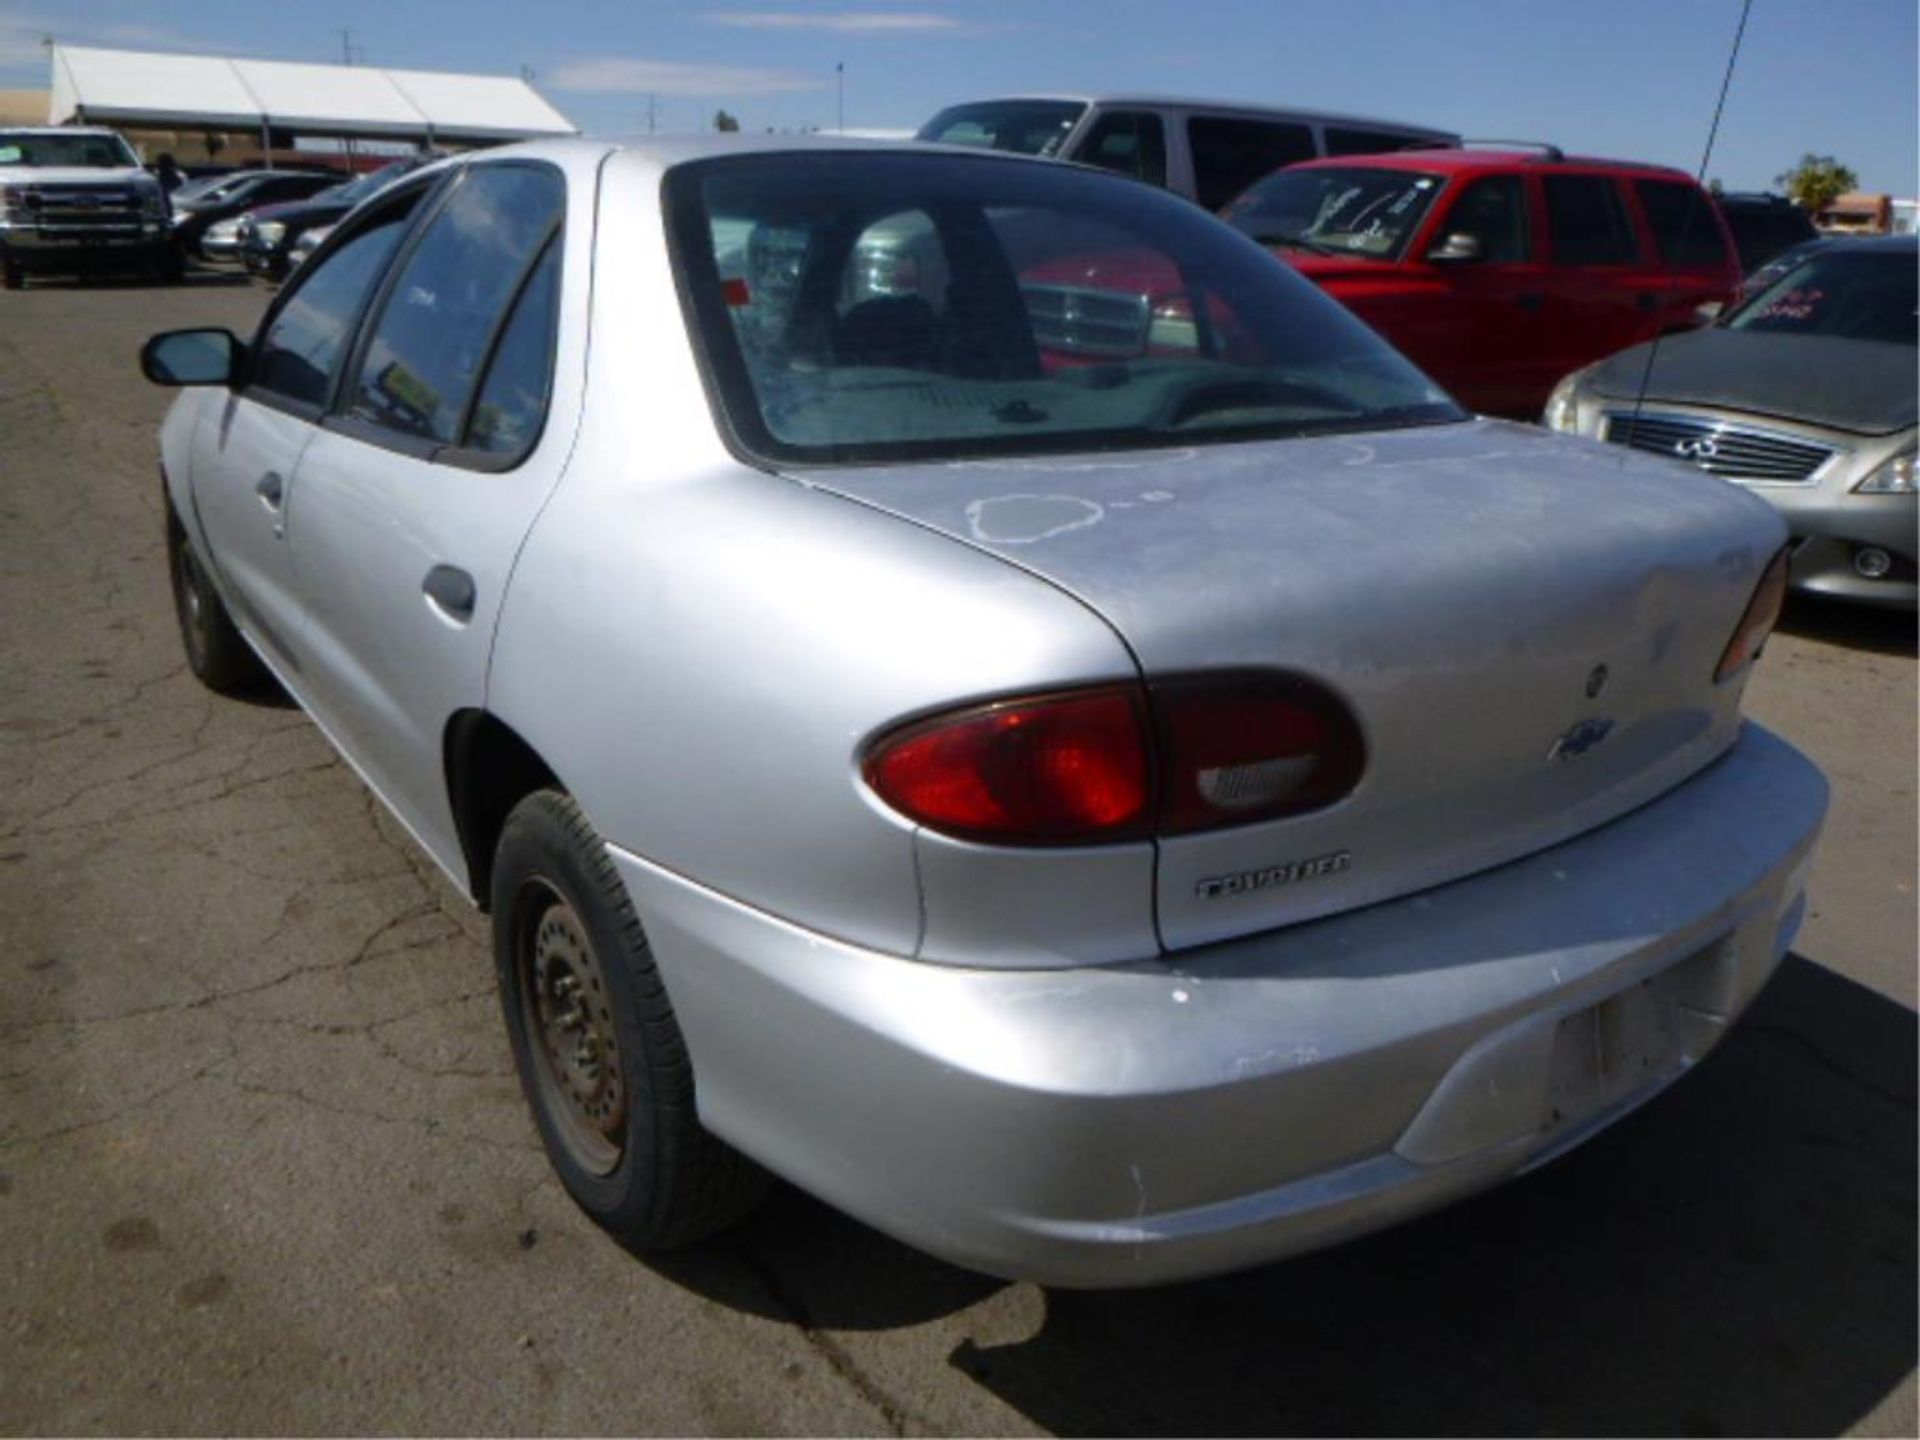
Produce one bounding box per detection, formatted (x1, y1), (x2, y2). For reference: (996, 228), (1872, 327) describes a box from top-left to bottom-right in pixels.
(1636, 179), (1728, 268)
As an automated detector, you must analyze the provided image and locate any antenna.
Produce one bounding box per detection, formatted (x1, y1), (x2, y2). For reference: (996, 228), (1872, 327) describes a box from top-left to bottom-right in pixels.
(646, 93), (658, 133)
(1624, 0), (1752, 442)
(836, 61), (845, 133)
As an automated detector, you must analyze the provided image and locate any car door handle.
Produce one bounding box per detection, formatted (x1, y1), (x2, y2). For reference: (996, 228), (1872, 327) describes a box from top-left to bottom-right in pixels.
(1515, 292), (1544, 311)
(255, 472), (286, 537)
(423, 564), (477, 624)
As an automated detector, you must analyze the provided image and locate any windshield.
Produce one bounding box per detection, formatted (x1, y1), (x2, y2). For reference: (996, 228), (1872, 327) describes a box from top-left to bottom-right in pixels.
(0, 130), (139, 169)
(669, 152), (1463, 466)
(172, 173), (248, 204)
(916, 101), (1086, 157)
(1223, 166), (1445, 259)
(1724, 249), (1917, 345)
(326, 159), (412, 207)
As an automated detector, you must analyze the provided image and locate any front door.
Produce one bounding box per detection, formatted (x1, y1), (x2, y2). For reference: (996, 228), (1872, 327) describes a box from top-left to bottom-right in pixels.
(287, 162), (574, 874)
(193, 203), (423, 676)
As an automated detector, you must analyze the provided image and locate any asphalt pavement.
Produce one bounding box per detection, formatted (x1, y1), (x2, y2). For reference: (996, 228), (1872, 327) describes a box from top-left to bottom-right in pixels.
(1, 271), (1913, 1436)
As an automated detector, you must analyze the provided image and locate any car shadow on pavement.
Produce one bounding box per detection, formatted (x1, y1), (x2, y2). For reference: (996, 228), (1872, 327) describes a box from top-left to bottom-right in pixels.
(1779, 594), (1917, 658)
(653, 955), (1916, 1435)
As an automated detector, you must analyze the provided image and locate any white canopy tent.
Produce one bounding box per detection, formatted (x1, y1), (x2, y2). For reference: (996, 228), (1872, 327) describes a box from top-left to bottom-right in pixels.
(48, 45), (576, 148)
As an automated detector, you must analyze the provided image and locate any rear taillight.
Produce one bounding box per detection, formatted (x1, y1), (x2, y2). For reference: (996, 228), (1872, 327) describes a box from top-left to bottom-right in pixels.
(863, 673), (1365, 846)
(1715, 546), (1791, 683)
(1151, 673), (1366, 834)
(863, 687), (1152, 845)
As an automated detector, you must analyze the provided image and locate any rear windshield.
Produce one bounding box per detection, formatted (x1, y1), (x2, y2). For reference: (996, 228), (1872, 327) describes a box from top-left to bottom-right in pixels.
(1724, 250), (1918, 345)
(668, 152), (1462, 466)
(916, 101), (1085, 157)
(1223, 166), (1445, 260)
(0, 130), (139, 168)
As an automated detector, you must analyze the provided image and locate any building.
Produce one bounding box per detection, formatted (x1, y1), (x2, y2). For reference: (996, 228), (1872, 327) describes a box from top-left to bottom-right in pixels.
(40, 44), (574, 166)
(1814, 191), (1894, 235)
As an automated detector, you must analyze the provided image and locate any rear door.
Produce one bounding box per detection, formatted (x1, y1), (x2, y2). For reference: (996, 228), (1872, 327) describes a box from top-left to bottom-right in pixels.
(191, 201), (420, 674)
(285, 160), (578, 873)
(1538, 171), (1658, 379)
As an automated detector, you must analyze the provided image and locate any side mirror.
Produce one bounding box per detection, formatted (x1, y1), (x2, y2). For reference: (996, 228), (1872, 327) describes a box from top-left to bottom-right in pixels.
(1427, 232), (1485, 264)
(140, 328), (241, 387)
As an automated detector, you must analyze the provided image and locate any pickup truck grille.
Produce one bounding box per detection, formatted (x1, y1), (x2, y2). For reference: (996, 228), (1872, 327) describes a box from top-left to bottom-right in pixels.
(1603, 411), (1838, 484)
(1022, 284), (1151, 359)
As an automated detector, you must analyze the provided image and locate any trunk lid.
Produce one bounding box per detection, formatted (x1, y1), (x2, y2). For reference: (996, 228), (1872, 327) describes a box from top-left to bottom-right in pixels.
(799, 417), (1786, 951)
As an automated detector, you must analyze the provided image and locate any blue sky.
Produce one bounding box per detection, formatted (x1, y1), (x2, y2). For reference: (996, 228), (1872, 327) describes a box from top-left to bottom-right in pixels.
(4, 1), (1915, 192)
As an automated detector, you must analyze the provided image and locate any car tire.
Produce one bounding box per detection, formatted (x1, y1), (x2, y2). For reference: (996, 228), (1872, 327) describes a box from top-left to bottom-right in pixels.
(2, 255), (22, 291)
(166, 500), (267, 694)
(492, 789), (770, 1250)
(155, 248), (186, 285)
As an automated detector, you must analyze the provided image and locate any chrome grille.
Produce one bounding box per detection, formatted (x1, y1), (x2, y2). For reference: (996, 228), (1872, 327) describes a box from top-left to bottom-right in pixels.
(1022, 284), (1150, 359)
(1602, 411), (1837, 483)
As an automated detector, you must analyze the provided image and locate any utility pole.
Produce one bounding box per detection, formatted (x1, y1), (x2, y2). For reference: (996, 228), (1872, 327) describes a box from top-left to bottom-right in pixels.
(835, 61), (844, 133)
(646, 93), (658, 133)
(338, 31), (360, 171)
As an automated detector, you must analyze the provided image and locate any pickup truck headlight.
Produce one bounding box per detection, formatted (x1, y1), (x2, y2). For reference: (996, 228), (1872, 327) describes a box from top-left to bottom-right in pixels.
(1542, 367), (1591, 434)
(140, 186), (167, 219)
(254, 221), (286, 245)
(1855, 447), (1916, 495)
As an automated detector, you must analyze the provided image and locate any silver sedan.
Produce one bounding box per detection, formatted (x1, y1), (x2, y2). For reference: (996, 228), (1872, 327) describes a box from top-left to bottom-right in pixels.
(141, 136), (1825, 1287)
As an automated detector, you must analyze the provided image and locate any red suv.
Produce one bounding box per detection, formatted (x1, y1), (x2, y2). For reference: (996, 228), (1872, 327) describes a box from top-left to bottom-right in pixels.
(1223, 147), (1741, 417)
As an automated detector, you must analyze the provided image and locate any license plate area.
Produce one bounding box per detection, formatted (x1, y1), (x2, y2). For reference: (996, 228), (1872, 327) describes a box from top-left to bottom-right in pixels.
(1541, 941), (1718, 1132)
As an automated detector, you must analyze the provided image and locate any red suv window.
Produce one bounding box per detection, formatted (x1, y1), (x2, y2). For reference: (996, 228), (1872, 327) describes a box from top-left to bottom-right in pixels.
(1635, 179), (1729, 268)
(1543, 175), (1638, 265)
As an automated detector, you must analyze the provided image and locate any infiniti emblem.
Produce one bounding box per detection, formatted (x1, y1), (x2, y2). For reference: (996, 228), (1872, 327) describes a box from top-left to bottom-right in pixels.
(1674, 436), (1720, 461)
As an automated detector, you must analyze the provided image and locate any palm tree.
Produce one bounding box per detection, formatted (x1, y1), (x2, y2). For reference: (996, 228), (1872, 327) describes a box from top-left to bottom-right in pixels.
(1776, 154), (1859, 213)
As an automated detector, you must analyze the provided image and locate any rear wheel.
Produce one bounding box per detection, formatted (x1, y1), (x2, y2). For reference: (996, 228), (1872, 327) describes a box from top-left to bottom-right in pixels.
(492, 790), (769, 1249)
(166, 502), (267, 693)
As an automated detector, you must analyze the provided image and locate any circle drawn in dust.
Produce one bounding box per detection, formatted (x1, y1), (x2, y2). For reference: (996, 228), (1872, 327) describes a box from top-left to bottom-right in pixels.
(965, 494), (1105, 545)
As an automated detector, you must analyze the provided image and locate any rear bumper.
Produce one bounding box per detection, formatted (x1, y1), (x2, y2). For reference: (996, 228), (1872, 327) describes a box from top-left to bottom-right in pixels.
(610, 722), (1826, 1287)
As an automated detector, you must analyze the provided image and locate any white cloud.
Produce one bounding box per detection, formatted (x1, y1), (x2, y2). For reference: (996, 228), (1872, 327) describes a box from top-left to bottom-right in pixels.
(702, 11), (961, 32)
(548, 57), (826, 97)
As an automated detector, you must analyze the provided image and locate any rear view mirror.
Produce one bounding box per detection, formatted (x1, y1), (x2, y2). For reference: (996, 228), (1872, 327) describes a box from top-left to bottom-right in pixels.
(1428, 232), (1485, 264)
(140, 328), (241, 387)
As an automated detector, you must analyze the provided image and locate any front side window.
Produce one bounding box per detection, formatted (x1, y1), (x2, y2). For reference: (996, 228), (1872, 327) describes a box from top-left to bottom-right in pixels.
(1635, 179), (1728, 268)
(1439, 175), (1531, 263)
(1072, 111), (1167, 188)
(344, 165), (563, 445)
(1724, 250), (1918, 345)
(1187, 117), (1316, 212)
(670, 152), (1462, 466)
(916, 101), (1086, 157)
(1224, 166), (1445, 260)
(0, 130), (138, 168)
(250, 203), (419, 408)
(1543, 174), (1638, 266)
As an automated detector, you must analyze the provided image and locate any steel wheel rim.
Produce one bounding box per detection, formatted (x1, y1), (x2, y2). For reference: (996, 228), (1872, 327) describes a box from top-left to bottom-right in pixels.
(171, 538), (212, 669)
(515, 880), (626, 1176)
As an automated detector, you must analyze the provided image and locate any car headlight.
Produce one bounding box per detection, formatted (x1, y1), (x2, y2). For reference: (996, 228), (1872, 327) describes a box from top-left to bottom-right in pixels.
(255, 221), (286, 245)
(1542, 367), (1591, 434)
(1855, 446), (1916, 495)
(207, 218), (240, 240)
(140, 186), (167, 219)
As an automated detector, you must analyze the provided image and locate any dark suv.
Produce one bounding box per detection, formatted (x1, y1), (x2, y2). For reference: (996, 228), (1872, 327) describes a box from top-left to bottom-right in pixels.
(1224, 146), (1741, 417)
(1712, 191), (1820, 276)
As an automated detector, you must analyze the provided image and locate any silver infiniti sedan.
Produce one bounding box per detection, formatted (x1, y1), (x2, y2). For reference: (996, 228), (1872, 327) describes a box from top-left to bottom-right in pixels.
(1546, 234), (1917, 609)
(141, 136), (1826, 1288)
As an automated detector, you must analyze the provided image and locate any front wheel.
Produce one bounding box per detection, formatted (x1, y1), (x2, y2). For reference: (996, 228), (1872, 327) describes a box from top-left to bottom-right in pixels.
(166, 501), (267, 693)
(492, 790), (769, 1249)
(1, 253), (22, 291)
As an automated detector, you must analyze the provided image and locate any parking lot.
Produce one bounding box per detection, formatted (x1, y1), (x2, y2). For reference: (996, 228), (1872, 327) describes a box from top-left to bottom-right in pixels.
(0, 272), (1913, 1435)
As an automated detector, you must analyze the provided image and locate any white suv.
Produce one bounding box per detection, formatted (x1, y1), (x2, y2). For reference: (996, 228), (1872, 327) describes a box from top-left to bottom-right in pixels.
(916, 94), (1457, 211)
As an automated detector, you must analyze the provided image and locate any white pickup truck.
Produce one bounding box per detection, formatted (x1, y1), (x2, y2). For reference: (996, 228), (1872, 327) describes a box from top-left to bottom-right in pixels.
(0, 127), (177, 289)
